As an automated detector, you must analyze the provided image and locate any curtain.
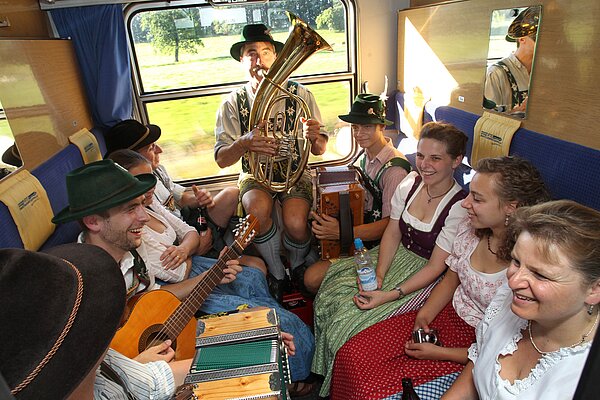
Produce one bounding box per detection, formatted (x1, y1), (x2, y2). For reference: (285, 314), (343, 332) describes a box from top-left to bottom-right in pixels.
(50, 5), (132, 129)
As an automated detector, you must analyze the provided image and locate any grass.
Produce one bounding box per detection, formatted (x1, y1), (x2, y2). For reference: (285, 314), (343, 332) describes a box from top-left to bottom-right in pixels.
(137, 30), (352, 180)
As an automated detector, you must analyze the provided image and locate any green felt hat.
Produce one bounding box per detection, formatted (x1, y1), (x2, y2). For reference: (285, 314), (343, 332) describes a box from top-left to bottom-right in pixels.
(338, 94), (393, 126)
(230, 23), (284, 61)
(52, 159), (156, 224)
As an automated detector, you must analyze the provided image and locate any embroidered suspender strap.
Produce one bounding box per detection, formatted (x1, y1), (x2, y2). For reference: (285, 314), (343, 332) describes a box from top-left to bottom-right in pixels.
(99, 362), (138, 400)
(495, 61), (528, 109)
(360, 156), (412, 224)
(236, 86), (252, 173)
(125, 249), (150, 301)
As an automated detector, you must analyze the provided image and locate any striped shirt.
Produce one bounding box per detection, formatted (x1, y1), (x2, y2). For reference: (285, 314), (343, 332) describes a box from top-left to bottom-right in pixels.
(94, 349), (175, 400)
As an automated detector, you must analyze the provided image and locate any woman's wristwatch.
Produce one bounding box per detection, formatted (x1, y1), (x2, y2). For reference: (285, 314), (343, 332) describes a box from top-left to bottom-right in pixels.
(393, 284), (405, 300)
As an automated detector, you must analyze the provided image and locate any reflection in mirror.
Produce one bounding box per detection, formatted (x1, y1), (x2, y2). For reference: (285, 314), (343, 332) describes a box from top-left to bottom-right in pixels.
(483, 5), (541, 119)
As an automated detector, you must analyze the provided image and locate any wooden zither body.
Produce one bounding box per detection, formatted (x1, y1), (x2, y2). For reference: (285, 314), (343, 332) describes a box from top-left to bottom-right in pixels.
(183, 308), (290, 400)
(315, 166), (364, 259)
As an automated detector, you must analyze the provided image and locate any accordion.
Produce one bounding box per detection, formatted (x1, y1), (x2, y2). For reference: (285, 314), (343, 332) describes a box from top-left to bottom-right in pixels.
(315, 166), (365, 259)
(181, 308), (290, 400)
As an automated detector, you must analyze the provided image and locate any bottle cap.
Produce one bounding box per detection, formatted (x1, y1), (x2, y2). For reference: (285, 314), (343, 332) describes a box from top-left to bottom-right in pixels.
(354, 238), (364, 249)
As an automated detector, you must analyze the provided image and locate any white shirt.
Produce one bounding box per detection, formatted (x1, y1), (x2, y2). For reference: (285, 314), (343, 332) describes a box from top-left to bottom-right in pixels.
(469, 283), (591, 399)
(390, 171), (467, 253)
(94, 348), (175, 400)
(138, 203), (196, 283)
(77, 233), (159, 293)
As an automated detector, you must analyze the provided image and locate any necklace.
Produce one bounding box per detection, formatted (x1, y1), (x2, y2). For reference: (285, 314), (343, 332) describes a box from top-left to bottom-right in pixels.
(487, 234), (497, 256)
(425, 181), (454, 204)
(528, 310), (600, 355)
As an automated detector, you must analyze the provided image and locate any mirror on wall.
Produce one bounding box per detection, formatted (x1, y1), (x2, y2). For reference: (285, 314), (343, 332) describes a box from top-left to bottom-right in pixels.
(483, 5), (541, 119)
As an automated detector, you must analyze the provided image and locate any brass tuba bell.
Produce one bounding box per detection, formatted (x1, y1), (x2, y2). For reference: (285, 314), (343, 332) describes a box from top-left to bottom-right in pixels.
(248, 12), (332, 192)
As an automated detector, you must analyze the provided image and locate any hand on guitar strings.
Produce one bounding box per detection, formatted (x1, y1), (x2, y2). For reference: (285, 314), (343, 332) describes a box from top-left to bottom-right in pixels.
(310, 210), (340, 240)
(133, 339), (176, 364)
(160, 243), (188, 270)
(218, 246), (243, 284)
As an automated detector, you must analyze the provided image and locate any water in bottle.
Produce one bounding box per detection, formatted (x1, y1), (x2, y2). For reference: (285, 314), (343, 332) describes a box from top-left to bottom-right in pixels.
(354, 238), (377, 291)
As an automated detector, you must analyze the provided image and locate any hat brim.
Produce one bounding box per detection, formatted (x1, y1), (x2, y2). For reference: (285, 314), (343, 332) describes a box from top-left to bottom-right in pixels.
(339, 114), (394, 126)
(130, 124), (161, 152)
(52, 173), (157, 224)
(230, 40), (285, 61)
(0, 245), (125, 399)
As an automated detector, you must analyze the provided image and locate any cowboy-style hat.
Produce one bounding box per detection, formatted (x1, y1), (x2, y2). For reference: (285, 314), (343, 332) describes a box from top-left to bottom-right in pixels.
(104, 119), (161, 157)
(506, 6), (541, 42)
(338, 94), (394, 126)
(230, 23), (284, 61)
(52, 159), (156, 224)
(0, 244), (126, 399)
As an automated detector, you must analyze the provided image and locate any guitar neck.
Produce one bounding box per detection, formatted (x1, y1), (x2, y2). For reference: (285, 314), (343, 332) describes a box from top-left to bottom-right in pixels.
(161, 241), (244, 340)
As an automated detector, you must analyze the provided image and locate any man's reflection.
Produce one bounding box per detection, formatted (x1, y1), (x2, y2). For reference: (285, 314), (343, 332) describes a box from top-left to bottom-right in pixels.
(484, 6), (541, 116)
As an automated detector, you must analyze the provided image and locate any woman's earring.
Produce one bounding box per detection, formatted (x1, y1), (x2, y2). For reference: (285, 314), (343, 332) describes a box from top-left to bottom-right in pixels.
(588, 304), (595, 315)
(505, 215), (510, 226)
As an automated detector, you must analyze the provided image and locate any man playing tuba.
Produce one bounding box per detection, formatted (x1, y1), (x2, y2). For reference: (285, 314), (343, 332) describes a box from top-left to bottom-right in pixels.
(214, 23), (328, 301)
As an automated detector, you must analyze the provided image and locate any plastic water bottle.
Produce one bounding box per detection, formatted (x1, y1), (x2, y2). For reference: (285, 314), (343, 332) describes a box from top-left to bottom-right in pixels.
(354, 238), (377, 291)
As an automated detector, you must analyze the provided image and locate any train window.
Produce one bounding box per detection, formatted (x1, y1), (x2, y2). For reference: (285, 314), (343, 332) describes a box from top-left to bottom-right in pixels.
(0, 103), (14, 161)
(125, 0), (355, 181)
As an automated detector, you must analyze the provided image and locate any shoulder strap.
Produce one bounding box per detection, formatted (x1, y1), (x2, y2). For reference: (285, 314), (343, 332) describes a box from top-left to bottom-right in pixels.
(99, 361), (138, 400)
(495, 61), (528, 108)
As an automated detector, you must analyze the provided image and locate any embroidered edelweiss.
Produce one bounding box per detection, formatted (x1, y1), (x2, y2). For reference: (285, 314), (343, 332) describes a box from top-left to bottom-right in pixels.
(287, 106), (295, 116)
(372, 209), (381, 219)
(288, 85), (297, 94)
(367, 108), (376, 115)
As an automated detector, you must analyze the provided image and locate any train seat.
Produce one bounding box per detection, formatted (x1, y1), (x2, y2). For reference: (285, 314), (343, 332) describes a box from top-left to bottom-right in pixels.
(0, 127), (106, 250)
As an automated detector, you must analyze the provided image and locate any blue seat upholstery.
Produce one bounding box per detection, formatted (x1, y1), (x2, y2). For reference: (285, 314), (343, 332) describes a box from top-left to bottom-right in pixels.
(0, 127), (106, 249)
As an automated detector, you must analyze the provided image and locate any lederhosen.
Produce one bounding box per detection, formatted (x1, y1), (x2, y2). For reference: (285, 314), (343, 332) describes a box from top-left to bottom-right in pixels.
(359, 155), (412, 224)
(236, 81), (301, 182)
(399, 176), (467, 259)
(495, 60), (528, 109)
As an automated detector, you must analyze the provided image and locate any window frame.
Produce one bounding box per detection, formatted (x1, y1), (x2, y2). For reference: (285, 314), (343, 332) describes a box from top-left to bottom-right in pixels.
(124, 0), (358, 185)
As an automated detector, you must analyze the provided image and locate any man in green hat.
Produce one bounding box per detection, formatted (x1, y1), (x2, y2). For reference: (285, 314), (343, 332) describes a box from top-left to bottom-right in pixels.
(214, 23), (328, 299)
(52, 159), (242, 302)
(484, 6), (541, 115)
(304, 93), (411, 293)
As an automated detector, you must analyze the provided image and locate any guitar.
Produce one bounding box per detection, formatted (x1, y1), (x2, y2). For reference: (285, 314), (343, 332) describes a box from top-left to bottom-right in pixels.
(110, 215), (259, 360)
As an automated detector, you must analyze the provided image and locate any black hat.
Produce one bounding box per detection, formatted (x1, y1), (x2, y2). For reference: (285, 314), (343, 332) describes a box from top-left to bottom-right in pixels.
(506, 6), (541, 42)
(2, 143), (22, 168)
(105, 119), (161, 156)
(338, 94), (393, 126)
(230, 23), (284, 61)
(0, 244), (126, 399)
(52, 159), (156, 224)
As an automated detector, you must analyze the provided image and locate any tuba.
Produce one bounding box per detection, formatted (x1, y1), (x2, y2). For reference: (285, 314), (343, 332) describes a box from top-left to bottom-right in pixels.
(248, 12), (332, 192)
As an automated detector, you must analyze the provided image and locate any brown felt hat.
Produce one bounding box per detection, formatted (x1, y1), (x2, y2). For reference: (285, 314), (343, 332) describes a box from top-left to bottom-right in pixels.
(0, 244), (126, 399)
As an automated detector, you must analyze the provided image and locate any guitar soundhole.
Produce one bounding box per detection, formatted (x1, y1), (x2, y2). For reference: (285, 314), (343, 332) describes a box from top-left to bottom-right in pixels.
(139, 324), (178, 354)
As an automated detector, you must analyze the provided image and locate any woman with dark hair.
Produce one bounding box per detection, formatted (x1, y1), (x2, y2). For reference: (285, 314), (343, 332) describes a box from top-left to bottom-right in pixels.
(312, 122), (469, 397)
(330, 156), (550, 400)
(443, 200), (600, 400)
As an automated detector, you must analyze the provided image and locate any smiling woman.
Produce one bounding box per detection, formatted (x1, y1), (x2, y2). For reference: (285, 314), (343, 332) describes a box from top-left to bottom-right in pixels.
(443, 200), (600, 400)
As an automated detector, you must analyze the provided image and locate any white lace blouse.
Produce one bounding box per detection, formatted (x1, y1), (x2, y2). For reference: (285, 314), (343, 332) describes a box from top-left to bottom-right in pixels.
(469, 283), (591, 399)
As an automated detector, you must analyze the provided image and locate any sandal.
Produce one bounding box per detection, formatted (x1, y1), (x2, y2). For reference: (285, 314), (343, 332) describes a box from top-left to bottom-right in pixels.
(287, 381), (316, 397)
